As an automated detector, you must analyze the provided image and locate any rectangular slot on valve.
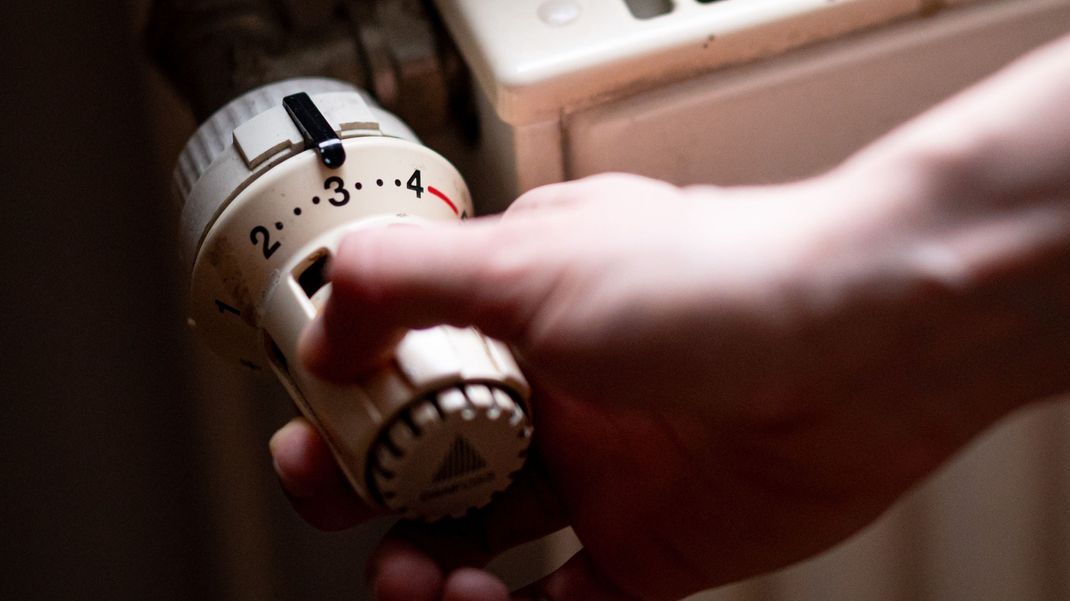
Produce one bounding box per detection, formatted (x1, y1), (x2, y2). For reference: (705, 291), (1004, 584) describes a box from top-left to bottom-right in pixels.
(294, 250), (330, 300)
(624, 0), (673, 19)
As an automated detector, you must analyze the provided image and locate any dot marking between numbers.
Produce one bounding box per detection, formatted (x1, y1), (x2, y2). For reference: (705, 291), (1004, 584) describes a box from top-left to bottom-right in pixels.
(394, 179), (401, 187)
(376, 179), (384, 187)
(312, 196), (321, 204)
(275, 222), (284, 230)
(293, 208), (302, 216)
(355, 182), (363, 190)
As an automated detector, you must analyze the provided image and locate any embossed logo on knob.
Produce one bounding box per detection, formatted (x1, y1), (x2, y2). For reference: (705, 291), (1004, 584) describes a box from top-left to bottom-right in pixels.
(432, 436), (488, 483)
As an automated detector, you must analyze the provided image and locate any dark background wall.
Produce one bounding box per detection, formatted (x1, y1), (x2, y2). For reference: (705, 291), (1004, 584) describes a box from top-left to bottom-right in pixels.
(0, 1), (214, 598)
(0, 2), (386, 599)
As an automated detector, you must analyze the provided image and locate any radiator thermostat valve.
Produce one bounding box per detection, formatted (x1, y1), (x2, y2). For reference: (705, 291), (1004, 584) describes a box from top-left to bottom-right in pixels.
(175, 78), (532, 520)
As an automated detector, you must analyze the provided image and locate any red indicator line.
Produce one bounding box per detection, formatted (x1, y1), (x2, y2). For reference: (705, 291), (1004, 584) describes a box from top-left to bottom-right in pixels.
(428, 185), (458, 215)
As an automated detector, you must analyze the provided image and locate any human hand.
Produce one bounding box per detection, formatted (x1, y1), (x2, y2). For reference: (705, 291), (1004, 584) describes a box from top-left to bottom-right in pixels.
(269, 33), (1070, 601)
(270, 167), (1039, 600)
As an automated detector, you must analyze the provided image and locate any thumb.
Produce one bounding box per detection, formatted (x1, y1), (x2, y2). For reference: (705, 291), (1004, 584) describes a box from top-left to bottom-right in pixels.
(300, 219), (546, 381)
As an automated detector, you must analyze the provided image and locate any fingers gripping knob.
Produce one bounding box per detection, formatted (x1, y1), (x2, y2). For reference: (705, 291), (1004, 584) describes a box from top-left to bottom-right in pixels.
(371, 385), (532, 519)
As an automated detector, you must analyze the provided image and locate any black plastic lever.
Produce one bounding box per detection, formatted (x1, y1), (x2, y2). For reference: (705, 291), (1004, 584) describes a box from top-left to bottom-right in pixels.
(283, 92), (346, 169)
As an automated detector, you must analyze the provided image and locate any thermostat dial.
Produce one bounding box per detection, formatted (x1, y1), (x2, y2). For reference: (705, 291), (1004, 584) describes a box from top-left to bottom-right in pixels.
(177, 79), (531, 520)
(187, 136), (470, 364)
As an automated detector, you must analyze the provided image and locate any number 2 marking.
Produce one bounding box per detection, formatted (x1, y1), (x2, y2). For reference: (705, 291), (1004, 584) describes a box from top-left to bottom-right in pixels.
(250, 226), (280, 259)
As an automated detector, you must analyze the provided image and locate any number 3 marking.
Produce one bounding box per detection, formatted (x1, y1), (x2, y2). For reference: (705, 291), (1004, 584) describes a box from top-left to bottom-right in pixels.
(325, 176), (350, 206)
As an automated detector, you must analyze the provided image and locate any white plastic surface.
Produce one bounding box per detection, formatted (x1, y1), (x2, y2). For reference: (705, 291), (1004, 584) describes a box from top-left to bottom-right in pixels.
(434, 0), (948, 123)
(182, 86), (532, 518)
(177, 80), (419, 272)
(565, 0), (1070, 186)
(188, 136), (471, 363)
(459, 0), (1070, 206)
(370, 383), (532, 519)
(175, 78), (357, 202)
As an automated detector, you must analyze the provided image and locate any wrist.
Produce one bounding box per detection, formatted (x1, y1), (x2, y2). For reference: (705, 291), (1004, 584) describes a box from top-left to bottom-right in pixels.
(798, 153), (1070, 441)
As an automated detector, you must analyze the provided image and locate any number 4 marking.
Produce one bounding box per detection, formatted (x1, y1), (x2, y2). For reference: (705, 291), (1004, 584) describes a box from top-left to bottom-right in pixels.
(407, 169), (424, 198)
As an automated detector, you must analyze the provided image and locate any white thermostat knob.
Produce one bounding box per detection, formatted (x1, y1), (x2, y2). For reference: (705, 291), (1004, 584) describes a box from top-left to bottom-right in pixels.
(177, 78), (532, 520)
(371, 381), (531, 517)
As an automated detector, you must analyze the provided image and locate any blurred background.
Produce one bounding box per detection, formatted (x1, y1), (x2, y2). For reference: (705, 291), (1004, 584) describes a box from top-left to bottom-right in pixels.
(1, 1), (1067, 600)
(0, 1), (392, 599)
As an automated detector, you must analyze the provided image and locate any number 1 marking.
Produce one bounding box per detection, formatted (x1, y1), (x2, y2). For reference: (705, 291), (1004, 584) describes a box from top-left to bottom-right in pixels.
(215, 300), (241, 316)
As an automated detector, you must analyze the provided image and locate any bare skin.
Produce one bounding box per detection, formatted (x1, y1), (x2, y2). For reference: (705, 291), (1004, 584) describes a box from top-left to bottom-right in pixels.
(268, 33), (1070, 601)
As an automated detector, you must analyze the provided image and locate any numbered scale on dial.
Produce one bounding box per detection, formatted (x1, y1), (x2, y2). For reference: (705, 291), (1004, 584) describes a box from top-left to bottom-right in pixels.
(176, 79), (531, 520)
(191, 140), (470, 364)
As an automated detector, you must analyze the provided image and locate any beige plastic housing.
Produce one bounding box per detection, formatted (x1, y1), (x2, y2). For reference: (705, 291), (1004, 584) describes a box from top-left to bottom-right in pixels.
(435, 0), (962, 125)
(178, 80), (532, 519)
(430, 0), (1067, 212)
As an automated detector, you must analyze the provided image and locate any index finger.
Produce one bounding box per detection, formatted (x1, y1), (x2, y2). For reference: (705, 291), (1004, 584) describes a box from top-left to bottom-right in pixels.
(299, 219), (548, 382)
